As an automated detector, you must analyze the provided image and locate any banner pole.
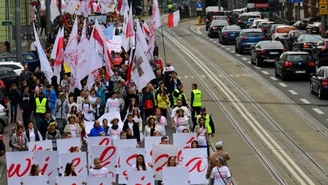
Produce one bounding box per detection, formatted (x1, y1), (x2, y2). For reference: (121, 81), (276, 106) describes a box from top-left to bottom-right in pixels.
(160, 25), (167, 64)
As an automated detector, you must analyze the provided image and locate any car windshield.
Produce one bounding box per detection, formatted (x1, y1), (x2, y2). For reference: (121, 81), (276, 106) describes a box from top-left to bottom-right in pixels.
(287, 54), (311, 63)
(0, 57), (16, 61)
(303, 35), (322, 42)
(261, 42), (284, 49)
(225, 26), (241, 30)
(211, 20), (229, 26)
(239, 15), (257, 21)
(23, 54), (35, 61)
(244, 32), (264, 36)
(313, 22), (321, 27)
(260, 22), (273, 28)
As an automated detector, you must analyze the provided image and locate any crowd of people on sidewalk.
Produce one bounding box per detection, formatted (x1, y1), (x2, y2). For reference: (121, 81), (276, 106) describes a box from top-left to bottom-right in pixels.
(6, 9), (233, 185)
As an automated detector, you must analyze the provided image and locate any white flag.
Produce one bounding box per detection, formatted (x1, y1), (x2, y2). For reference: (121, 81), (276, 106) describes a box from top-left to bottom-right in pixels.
(33, 24), (54, 83)
(65, 0), (79, 14)
(132, 45), (156, 91)
(136, 20), (151, 60)
(50, 0), (60, 22)
(148, 0), (162, 58)
(64, 16), (78, 69)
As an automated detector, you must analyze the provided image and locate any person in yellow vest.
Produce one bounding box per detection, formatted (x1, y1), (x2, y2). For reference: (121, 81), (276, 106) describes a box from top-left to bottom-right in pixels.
(34, 92), (49, 132)
(172, 83), (188, 108)
(196, 107), (215, 137)
(190, 83), (202, 130)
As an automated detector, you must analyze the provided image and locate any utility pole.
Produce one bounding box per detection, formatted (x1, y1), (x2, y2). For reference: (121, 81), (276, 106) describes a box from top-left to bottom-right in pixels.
(15, 0), (22, 63)
(319, 0), (327, 37)
(46, 0), (51, 36)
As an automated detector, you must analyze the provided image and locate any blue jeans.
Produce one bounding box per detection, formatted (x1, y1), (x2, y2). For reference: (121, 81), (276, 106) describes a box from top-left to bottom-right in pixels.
(10, 104), (17, 122)
(35, 113), (44, 131)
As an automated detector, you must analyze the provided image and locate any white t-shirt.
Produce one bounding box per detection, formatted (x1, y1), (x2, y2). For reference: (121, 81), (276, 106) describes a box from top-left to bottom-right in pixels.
(30, 41), (37, 51)
(155, 116), (167, 136)
(197, 127), (207, 146)
(171, 106), (191, 118)
(210, 166), (231, 185)
(108, 127), (122, 142)
(69, 124), (78, 138)
(105, 98), (120, 113)
(131, 164), (151, 171)
(89, 167), (109, 177)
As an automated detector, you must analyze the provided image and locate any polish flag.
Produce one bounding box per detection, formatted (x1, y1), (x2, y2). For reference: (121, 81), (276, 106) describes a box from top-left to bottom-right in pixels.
(168, 10), (180, 28)
(104, 39), (114, 79)
(142, 22), (150, 35)
(89, 19), (105, 55)
(50, 27), (64, 84)
(126, 48), (134, 82)
(125, 4), (135, 38)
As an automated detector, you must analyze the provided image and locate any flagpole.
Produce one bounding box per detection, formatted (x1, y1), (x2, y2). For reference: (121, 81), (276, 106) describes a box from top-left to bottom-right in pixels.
(160, 25), (167, 64)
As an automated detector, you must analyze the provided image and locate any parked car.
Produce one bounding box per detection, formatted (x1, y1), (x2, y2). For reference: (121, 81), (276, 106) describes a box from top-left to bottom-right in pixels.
(292, 34), (322, 55)
(0, 67), (20, 91)
(305, 23), (314, 33)
(310, 22), (322, 34)
(246, 18), (259, 28)
(249, 19), (267, 29)
(266, 24), (283, 40)
(0, 61), (24, 76)
(283, 30), (306, 51)
(293, 20), (302, 28)
(271, 25), (296, 40)
(250, 40), (286, 67)
(208, 20), (229, 38)
(257, 21), (274, 34)
(298, 17), (320, 30)
(235, 29), (266, 54)
(275, 51), (316, 81)
(311, 39), (328, 67)
(0, 52), (39, 71)
(205, 11), (225, 30)
(236, 13), (261, 29)
(218, 25), (241, 44)
(0, 103), (8, 133)
(310, 66), (328, 99)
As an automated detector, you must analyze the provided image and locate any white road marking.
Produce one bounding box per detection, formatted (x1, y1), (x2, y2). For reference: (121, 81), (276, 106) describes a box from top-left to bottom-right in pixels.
(221, 45), (226, 47)
(300, 98), (311, 104)
(230, 51), (235, 53)
(247, 61), (251, 64)
(279, 83), (288, 87)
(197, 26), (204, 35)
(226, 48), (231, 50)
(213, 41), (218, 43)
(270, 77), (278, 81)
(254, 66), (261, 69)
(262, 71), (269, 75)
(288, 90), (298, 95)
(313, 108), (324, 114)
(242, 57), (248, 61)
(236, 54), (241, 56)
(209, 38), (213, 41)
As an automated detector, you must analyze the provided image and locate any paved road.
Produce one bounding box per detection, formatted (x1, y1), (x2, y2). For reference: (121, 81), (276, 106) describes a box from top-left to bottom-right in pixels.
(159, 19), (328, 185)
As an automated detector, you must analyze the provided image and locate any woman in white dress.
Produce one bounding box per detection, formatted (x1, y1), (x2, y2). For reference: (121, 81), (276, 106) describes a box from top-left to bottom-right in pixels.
(173, 109), (190, 133)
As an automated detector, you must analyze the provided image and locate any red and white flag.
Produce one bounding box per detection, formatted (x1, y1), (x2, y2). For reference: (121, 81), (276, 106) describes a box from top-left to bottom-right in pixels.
(33, 24), (54, 83)
(104, 39), (114, 79)
(168, 10), (180, 28)
(50, 27), (64, 84)
(142, 22), (150, 35)
(136, 19), (151, 60)
(126, 4), (135, 38)
(148, 0), (161, 57)
(64, 16), (78, 70)
(89, 19), (105, 55)
(50, 0), (60, 21)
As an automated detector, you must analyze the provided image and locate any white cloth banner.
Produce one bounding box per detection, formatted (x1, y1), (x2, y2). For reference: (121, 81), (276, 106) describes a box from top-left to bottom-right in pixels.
(87, 136), (112, 157)
(84, 120), (94, 134)
(28, 140), (53, 151)
(113, 139), (137, 148)
(112, 35), (122, 44)
(97, 112), (124, 129)
(7, 151), (33, 185)
(89, 145), (117, 179)
(144, 136), (161, 167)
(118, 147), (145, 184)
(163, 167), (189, 185)
(182, 148), (208, 184)
(59, 152), (87, 176)
(56, 176), (84, 185)
(127, 170), (155, 185)
(152, 145), (178, 180)
(33, 151), (58, 180)
(21, 176), (48, 185)
(106, 39), (122, 53)
(86, 177), (112, 185)
(173, 133), (197, 162)
(56, 138), (81, 154)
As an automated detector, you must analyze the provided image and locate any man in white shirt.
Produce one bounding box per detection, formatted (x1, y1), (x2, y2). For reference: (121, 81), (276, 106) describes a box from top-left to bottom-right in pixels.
(105, 91), (120, 113)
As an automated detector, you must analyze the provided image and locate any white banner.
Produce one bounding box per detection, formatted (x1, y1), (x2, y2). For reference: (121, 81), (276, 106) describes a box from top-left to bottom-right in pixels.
(118, 147), (145, 184)
(57, 138), (81, 154)
(59, 152), (87, 176)
(55, 176), (84, 185)
(33, 151), (58, 180)
(28, 140), (53, 151)
(127, 170), (154, 185)
(21, 176), (48, 185)
(173, 133), (197, 162)
(106, 39), (122, 52)
(163, 167), (189, 185)
(113, 139), (137, 148)
(89, 145), (117, 179)
(97, 112), (124, 129)
(144, 136), (161, 167)
(87, 136), (111, 157)
(152, 145), (178, 180)
(7, 151), (33, 185)
(86, 177), (112, 185)
(182, 148), (208, 184)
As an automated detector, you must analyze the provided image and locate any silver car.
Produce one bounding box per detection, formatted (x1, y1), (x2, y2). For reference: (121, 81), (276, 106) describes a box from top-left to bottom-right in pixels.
(0, 104), (8, 133)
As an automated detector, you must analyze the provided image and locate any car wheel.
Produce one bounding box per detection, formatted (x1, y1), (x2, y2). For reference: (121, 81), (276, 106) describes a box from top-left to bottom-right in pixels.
(256, 57), (261, 67)
(281, 71), (287, 81)
(318, 88), (324, 99)
(310, 82), (315, 94)
(0, 121), (4, 133)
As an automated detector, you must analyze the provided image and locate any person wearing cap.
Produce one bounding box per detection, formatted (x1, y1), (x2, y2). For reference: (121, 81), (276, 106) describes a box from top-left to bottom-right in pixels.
(190, 83), (202, 129)
(206, 141), (231, 179)
(172, 83), (188, 108)
(43, 84), (57, 115)
(196, 107), (215, 137)
(105, 91), (120, 113)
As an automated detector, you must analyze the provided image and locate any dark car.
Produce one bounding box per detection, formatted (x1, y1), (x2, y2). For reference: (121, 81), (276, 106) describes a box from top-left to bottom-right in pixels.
(275, 51), (316, 81)
(208, 20), (229, 38)
(212, 15), (230, 24)
(236, 13), (261, 29)
(292, 34), (322, 54)
(310, 22), (322, 34)
(205, 11), (225, 31)
(218, 25), (241, 44)
(0, 52), (39, 71)
(283, 30), (306, 51)
(250, 40), (286, 67)
(257, 21), (274, 34)
(0, 67), (19, 92)
(293, 20), (302, 28)
(305, 24), (314, 34)
(311, 39), (328, 67)
(298, 17), (321, 30)
(235, 29), (266, 54)
(310, 66), (328, 99)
